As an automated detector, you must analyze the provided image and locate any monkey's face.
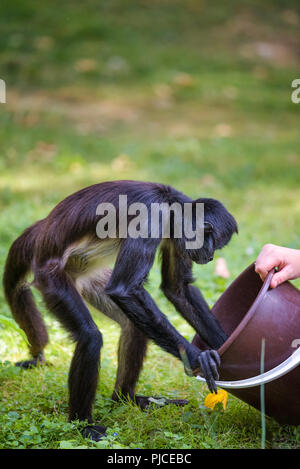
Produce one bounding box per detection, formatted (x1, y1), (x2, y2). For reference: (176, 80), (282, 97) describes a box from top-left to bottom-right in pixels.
(189, 224), (215, 264)
(187, 198), (238, 264)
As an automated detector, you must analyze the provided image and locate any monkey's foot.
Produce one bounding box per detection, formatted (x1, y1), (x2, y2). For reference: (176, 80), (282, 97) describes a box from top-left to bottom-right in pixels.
(112, 393), (188, 410)
(135, 395), (189, 410)
(15, 352), (49, 369)
(83, 425), (107, 441)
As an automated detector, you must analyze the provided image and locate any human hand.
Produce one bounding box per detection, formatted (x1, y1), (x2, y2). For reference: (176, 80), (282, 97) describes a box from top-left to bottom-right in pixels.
(255, 244), (300, 288)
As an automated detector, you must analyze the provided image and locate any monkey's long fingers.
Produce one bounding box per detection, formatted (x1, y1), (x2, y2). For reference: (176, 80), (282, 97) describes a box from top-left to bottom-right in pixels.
(208, 358), (220, 383)
(198, 350), (220, 394)
(198, 352), (216, 393)
(209, 350), (221, 368)
(198, 350), (220, 377)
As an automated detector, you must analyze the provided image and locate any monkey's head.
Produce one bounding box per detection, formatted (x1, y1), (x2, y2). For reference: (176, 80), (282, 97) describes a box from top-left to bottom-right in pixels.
(185, 198), (238, 265)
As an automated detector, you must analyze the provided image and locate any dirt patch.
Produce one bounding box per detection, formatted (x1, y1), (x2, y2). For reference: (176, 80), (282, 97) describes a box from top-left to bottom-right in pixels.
(7, 90), (142, 134)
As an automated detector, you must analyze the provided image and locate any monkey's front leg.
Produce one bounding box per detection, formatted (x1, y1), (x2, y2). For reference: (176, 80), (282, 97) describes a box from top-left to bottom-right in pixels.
(160, 245), (227, 349)
(106, 284), (221, 394)
(106, 238), (221, 394)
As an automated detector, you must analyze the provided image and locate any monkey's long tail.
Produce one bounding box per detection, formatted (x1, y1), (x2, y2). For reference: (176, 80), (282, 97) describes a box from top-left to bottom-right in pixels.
(3, 221), (49, 357)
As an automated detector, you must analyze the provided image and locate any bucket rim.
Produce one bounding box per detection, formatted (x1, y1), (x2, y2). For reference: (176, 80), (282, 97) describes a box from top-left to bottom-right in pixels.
(217, 263), (274, 357)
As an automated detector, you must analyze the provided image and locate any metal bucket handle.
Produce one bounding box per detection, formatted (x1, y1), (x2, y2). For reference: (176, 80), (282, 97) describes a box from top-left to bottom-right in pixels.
(196, 268), (300, 389)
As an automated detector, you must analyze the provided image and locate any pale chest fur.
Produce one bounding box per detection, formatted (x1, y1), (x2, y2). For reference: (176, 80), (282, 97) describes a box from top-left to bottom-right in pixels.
(62, 236), (120, 284)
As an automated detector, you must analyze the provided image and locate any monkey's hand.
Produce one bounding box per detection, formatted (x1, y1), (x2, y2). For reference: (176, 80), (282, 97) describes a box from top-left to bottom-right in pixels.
(194, 350), (221, 394)
(179, 346), (221, 393)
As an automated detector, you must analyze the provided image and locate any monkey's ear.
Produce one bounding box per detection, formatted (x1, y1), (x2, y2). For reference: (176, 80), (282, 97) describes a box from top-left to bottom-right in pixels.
(204, 221), (213, 233)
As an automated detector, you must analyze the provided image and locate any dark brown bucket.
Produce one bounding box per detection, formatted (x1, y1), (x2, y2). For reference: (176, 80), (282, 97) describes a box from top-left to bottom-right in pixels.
(192, 263), (300, 425)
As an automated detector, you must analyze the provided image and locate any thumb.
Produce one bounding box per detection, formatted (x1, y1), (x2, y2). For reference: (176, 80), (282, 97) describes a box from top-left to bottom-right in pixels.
(270, 265), (291, 288)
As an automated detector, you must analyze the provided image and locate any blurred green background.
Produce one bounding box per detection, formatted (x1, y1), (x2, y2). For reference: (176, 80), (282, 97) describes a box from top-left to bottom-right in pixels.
(0, 0), (299, 449)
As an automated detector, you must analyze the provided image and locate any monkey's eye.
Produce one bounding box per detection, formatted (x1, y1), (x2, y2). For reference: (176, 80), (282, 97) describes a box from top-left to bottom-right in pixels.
(204, 221), (213, 234)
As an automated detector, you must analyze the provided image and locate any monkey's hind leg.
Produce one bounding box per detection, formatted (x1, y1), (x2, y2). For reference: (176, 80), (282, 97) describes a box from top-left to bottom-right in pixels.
(36, 262), (105, 442)
(12, 284), (49, 369)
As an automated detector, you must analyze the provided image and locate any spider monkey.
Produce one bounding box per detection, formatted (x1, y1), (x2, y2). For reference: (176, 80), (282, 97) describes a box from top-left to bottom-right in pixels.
(3, 180), (237, 441)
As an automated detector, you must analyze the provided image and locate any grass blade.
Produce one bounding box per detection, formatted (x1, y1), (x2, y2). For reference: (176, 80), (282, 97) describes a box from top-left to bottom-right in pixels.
(260, 338), (266, 449)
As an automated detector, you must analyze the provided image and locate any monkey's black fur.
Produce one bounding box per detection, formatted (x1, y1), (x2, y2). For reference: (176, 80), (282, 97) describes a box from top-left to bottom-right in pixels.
(3, 180), (237, 441)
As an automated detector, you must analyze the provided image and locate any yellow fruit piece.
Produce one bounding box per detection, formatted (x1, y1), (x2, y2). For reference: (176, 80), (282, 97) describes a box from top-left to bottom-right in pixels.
(204, 389), (228, 411)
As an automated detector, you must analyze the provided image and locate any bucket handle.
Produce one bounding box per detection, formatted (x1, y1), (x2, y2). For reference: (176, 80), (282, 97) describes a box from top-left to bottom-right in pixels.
(196, 346), (300, 389)
(196, 267), (300, 389)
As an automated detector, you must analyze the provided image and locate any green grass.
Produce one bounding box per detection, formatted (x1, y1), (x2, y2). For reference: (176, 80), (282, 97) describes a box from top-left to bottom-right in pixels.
(0, 0), (300, 449)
